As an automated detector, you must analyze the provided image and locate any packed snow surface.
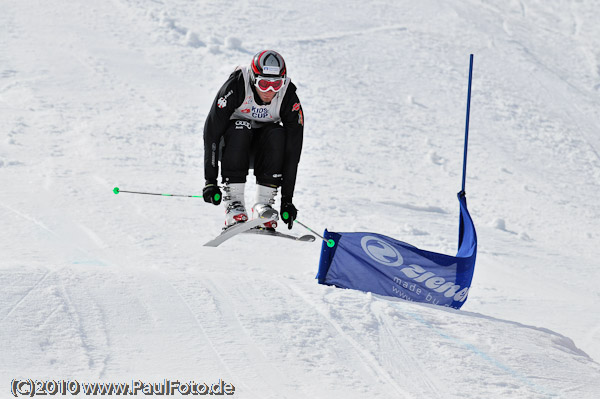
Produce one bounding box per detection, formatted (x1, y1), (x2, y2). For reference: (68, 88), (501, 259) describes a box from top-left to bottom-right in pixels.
(2, 0), (600, 398)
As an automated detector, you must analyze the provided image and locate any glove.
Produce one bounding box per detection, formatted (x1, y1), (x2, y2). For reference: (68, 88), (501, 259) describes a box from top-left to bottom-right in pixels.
(280, 198), (297, 230)
(203, 181), (222, 205)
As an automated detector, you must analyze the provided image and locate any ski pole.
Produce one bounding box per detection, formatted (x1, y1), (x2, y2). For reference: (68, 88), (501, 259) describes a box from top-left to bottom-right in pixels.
(294, 220), (335, 247)
(113, 187), (206, 199)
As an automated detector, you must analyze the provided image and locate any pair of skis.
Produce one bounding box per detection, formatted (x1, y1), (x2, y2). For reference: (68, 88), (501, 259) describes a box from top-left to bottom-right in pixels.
(203, 208), (315, 247)
(113, 187), (317, 247)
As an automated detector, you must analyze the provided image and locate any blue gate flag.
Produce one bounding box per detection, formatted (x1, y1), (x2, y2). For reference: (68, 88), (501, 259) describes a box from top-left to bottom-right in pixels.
(317, 194), (477, 309)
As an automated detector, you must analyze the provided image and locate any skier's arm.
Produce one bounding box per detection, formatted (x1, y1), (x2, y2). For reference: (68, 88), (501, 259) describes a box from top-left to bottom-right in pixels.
(203, 70), (245, 184)
(279, 84), (304, 202)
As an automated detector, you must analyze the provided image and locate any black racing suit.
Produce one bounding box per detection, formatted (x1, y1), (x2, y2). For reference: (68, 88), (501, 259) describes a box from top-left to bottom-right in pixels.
(203, 69), (304, 202)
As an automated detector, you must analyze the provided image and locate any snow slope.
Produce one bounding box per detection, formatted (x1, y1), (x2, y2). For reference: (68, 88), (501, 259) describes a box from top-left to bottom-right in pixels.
(2, 0), (600, 397)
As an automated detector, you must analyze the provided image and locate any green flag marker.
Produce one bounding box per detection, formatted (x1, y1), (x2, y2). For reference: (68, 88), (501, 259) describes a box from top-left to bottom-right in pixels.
(327, 239), (335, 248)
(113, 187), (120, 194)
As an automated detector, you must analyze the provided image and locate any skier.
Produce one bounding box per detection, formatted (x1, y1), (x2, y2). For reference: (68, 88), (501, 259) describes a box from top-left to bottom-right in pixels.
(202, 50), (304, 231)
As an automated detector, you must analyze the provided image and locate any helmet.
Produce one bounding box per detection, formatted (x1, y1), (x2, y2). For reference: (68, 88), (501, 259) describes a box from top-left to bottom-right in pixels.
(250, 50), (286, 82)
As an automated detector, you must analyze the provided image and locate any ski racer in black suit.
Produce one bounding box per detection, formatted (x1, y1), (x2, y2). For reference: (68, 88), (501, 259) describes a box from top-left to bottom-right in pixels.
(202, 50), (304, 230)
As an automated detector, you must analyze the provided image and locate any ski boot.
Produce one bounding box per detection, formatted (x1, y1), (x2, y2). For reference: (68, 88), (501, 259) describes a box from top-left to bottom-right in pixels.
(252, 184), (279, 230)
(223, 183), (248, 229)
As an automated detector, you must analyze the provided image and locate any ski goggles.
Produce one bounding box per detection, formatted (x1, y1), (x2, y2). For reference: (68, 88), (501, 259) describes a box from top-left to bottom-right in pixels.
(254, 76), (284, 92)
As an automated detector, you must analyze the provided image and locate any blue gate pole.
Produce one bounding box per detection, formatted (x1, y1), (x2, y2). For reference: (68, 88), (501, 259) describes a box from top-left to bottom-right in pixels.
(461, 54), (474, 196)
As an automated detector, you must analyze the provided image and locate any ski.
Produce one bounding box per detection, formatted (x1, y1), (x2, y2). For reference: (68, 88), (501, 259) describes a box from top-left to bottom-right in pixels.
(243, 227), (316, 242)
(203, 209), (278, 247)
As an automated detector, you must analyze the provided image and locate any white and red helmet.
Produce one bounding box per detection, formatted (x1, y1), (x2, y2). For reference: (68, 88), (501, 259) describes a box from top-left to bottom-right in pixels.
(250, 50), (287, 81)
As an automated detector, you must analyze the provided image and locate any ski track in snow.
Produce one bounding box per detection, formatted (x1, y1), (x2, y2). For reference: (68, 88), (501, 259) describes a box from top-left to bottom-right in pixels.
(166, 272), (399, 398)
(163, 274), (270, 398)
(401, 309), (553, 397)
(280, 280), (421, 398)
(58, 275), (111, 378)
(0, 268), (53, 323)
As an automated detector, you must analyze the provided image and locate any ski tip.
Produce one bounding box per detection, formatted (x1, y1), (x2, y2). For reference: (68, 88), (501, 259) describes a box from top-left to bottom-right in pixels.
(113, 187), (120, 194)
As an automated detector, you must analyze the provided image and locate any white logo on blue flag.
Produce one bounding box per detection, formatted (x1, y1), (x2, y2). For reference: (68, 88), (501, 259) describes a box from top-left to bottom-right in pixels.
(360, 236), (404, 267)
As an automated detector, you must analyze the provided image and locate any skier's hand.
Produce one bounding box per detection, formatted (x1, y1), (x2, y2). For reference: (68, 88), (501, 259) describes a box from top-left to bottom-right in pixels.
(203, 181), (222, 205)
(280, 199), (297, 230)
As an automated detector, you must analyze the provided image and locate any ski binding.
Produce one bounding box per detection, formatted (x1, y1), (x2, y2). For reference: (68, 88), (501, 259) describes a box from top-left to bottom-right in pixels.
(203, 209), (278, 247)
